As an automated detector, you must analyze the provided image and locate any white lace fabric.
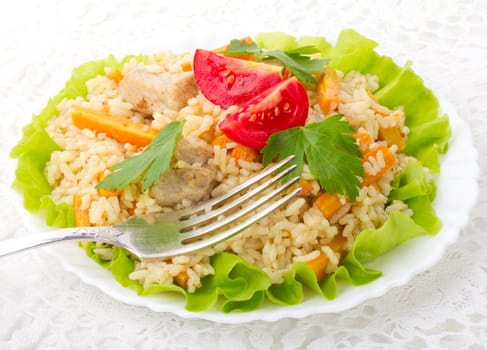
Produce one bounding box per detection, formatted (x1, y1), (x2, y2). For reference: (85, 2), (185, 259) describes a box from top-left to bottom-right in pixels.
(1, 0), (486, 348)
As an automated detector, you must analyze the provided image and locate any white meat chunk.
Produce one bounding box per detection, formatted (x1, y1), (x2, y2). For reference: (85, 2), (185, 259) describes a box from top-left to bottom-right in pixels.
(175, 137), (212, 165)
(149, 137), (216, 207)
(118, 69), (198, 113)
(149, 166), (216, 207)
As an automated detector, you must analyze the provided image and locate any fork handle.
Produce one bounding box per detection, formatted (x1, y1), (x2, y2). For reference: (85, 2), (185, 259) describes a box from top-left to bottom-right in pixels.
(0, 227), (121, 257)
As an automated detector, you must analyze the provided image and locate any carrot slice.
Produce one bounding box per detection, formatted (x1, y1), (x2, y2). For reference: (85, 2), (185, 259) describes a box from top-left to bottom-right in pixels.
(73, 194), (90, 227)
(212, 134), (234, 148)
(362, 145), (396, 186)
(213, 135), (260, 162)
(231, 144), (260, 163)
(378, 126), (406, 153)
(353, 132), (372, 154)
(106, 69), (124, 85)
(71, 107), (159, 147)
(174, 270), (189, 289)
(290, 178), (314, 197)
(314, 192), (343, 219)
(305, 235), (347, 280)
(97, 172), (120, 197)
(181, 62), (192, 72)
(317, 66), (339, 115)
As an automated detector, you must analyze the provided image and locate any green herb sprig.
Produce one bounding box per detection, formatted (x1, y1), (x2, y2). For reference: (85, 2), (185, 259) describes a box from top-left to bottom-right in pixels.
(96, 121), (184, 192)
(262, 115), (364, 200)
(222, 39), (328, 85)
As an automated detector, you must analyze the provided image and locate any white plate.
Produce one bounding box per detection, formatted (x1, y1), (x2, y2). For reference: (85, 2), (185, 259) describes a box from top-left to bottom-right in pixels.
(34, 96), (477, 324)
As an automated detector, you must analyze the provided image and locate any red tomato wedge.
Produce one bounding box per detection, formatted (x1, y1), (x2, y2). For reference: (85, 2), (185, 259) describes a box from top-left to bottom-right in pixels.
(193, 49), (283, 108)
(219, 77), (309, 150)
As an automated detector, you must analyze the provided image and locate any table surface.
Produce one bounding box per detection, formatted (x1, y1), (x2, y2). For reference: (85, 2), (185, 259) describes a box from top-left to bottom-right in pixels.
(1, 0), (486, 349)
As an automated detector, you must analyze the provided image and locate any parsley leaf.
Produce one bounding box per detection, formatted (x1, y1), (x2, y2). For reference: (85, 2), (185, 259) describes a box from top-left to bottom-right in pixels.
(96, 121), (184, 192)
(222, 39), (328, 85)
(262, 115), (364, 200)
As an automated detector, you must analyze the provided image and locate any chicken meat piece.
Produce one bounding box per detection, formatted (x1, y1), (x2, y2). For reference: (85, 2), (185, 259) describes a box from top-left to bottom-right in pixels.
(149, 166), (216, 207)
(118, 69), (198, 114)
(149, 137), (216, 207)
(174, 137), (212, 165)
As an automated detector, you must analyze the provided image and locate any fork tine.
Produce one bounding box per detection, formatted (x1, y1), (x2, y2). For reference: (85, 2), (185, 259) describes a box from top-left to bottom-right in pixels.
(144, 183), (302, 258)
(179, 176), (300, 242)
(164, 155), (296, 220)
(179, 163), (297, 229)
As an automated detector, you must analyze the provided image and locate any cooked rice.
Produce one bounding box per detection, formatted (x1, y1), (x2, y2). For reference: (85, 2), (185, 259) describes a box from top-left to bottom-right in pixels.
(44, 51), (418, 292)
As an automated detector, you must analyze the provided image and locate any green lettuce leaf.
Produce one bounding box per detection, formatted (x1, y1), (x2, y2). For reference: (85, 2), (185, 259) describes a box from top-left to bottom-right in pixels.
(405, 115), (451, 173)
(85, 242), (187, 296)
(88, 246), (271, 313)
(389, 159), (442, 233)
(328, 29), (379, 73)
(255, 31), (298, 51)
(256, 32), (333, 56)
(40, 195), (76, 228)
(389, 159), (437, 202)
(10, 54), (148, 227)
(84, 242), (114, 269)
(266, 262), (322, 305)
(185, 252), (271, 312)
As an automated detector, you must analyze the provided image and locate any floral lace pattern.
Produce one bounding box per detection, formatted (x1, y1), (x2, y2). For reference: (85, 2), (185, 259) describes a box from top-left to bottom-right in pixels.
(1, 0), (486, 348)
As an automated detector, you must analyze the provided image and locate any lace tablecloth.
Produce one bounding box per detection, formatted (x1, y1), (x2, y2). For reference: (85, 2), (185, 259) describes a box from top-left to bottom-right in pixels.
(1, 0), (486, 348)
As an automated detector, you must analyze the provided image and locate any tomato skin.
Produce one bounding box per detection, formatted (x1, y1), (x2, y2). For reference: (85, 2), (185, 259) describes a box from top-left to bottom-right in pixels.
(219, 77), (309, 150)
(193, 49), (283, 109)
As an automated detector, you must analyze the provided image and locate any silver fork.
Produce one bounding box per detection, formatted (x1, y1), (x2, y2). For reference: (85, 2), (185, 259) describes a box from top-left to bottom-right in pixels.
(0, 155), (301, 259)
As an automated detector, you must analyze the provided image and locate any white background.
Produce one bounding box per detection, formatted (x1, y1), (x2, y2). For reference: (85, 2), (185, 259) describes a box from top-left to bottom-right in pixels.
(0, 0), (486, 348)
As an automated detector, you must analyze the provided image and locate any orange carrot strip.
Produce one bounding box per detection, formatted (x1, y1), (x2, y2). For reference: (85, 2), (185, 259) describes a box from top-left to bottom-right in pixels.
(298, 179), (314, 196)
(73, 194), (90, 227)
(181, 62), (192, 72)
(106, 69), (124, 85)
(198, 128), (216, 144)
(213, 135), (260, 162)
(71, 107), (159, 147)
(362, 145), (396, 186)
(317, 66), (339, 115)
(378, 126), (406, 153)
(174, 270), (189, 289)
(314, 192), (343, 219)
(288, 179), (313, 197)
(290, 178), (314, 197)
(305, 235), (347, 280)
(212, 134), (234, 148)
(353, 132), (372, 154)
(306, 251), (330, 281)
(127, 202), (137, 217)
(97, 172), (120, 197)
(231, 144), (260, 163)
